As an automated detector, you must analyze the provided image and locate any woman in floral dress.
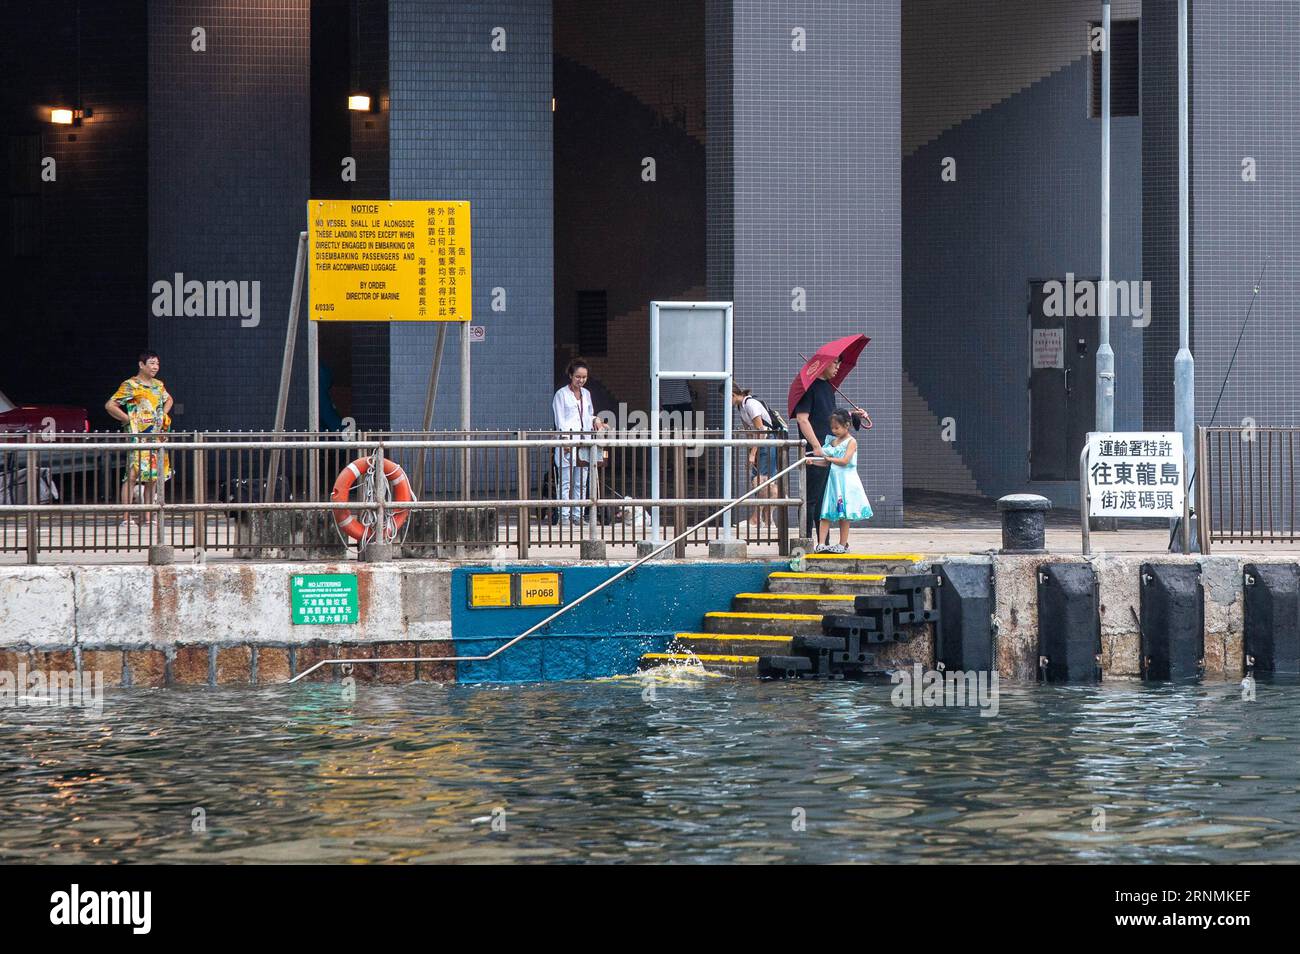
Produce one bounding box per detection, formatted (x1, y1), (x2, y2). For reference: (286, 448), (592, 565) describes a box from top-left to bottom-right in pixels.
(105, 351), (173, 526)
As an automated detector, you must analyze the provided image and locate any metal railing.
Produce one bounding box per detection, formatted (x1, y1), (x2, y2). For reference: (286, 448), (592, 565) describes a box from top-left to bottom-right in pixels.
(288, 453), (809, 682)
(1198, 424), (1300, 552)
(0, 430), (804, 562)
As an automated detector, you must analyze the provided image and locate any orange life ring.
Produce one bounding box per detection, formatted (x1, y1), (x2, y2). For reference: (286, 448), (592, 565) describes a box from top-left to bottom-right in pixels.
(331, 457), (414, 543)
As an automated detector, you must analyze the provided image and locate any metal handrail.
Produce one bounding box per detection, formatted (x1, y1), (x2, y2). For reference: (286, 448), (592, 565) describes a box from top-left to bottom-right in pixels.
(287, 454), (809, 683)
(0, 436), (801, 452)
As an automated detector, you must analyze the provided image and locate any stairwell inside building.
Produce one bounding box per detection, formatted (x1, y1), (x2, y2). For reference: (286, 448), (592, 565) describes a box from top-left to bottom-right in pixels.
(638, 553), (933, 677)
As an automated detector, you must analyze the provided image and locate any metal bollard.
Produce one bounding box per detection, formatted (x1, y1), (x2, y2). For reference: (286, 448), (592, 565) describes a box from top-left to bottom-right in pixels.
(998, 494), (1051, 553)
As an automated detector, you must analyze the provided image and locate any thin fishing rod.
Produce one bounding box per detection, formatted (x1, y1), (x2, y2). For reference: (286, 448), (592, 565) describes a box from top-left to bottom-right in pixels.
(1169, 257), (1269, 548)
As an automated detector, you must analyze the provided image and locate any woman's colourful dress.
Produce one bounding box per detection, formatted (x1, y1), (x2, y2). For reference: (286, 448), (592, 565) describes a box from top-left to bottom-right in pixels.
(111, 377), (172, 482)
(819, 435), (873, 521)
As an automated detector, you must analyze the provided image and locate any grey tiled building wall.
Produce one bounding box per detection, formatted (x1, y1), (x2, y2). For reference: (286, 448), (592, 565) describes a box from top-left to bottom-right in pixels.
(1189, 1), (1300, 433)
(708, 0), (903, 527)
(387, 0), (554, 432)
(903, 2), (1143, 505)
(148, 0), (311, 431)
(1141, 0), (1178, 431)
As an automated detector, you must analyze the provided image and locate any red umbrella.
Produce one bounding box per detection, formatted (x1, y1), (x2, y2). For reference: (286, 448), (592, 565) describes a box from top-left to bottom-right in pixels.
(787, 334), (870, 416)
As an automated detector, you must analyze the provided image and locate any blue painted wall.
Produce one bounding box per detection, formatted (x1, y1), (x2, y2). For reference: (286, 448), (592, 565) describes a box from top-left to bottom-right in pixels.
(452, 561), (780, 682)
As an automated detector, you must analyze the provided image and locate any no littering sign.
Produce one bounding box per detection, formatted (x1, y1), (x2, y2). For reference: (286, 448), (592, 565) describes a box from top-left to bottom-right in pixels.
(291, 574), (359, 625)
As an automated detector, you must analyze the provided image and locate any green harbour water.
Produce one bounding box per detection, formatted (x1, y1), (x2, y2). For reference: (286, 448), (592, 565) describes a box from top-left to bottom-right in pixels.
(2, 675), (1297, 864)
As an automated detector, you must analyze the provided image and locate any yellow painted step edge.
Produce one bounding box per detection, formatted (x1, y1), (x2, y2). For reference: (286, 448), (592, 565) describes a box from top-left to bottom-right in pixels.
(642, 652), (761, 664)
(705, 611), (823, 620)
(803, 552), (925, 562)
(735, 592), (856, 601)
(673, 632), (792, 643)
(768, 571), (886, 581)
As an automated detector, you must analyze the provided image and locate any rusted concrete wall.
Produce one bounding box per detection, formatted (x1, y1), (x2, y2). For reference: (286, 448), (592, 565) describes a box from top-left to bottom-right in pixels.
(0, 562), (455, 685)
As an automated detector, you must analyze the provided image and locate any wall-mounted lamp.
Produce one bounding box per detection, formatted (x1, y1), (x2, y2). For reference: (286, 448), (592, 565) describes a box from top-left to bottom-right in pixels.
(348, 93), (371, 112)
(50, 106), (91, 126)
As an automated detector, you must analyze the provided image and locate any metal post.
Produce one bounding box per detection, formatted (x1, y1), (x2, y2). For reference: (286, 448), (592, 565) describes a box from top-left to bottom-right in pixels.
(516, 430), (529, 559)
(1096, 0), (1115, 435)
(414, 323), (448, 495)
(194, 433), (206, 560)
(674, 444), (687, 559)
(155, 452), (166, 541)
(25, 432), (38, 565)
(1080, 441), (1092, 555)
(721, 313), (734, 541)
(1196, 425), (1211, 553)
(1174, 0), (1198, 549)
(586, 440), (599, 540)
(649, 303), (661, 542)
(460, 321), (471, 499)
(777, 444), (791, 555)
(307, 316), (320, 500)
(267, 230), (308, 496)
(367, 441), (391, 562)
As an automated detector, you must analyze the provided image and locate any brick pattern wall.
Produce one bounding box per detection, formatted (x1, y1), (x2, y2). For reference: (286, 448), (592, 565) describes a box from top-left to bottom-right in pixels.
(148, 0), (311, 431)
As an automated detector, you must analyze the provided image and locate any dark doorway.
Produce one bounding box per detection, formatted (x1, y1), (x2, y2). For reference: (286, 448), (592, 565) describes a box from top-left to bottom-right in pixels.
(1029, 279), (1098, 481)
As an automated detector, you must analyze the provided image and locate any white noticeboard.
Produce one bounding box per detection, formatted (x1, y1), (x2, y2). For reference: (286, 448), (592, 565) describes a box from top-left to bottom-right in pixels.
(1085, 432), (1184, 518)
(649, 301), (734, 541)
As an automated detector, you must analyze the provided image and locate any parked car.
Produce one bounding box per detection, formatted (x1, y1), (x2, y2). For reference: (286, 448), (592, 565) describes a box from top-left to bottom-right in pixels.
(0, 388), (89, 434)
(0, 389), (92, 494)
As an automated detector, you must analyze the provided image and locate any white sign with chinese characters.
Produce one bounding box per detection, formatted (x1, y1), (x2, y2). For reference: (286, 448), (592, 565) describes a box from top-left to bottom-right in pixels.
(1086, 432), (1184, 518)
(1032, 328), (1065, 369)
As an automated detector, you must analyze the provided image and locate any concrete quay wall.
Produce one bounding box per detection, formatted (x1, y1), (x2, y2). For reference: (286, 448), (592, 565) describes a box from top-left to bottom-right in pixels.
(0, 554), (1284, 685)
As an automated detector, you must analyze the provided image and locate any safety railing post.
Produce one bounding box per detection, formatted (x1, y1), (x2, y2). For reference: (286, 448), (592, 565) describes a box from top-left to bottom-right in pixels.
(673, 444), (687, 559)
(26, 432), (38, 565)
(516, 430), (529, 559)
(156, 442), (167, 543)
(777, 443), (791, 555)
(194, 433), (207, 559)
(586, 439), (599, 541)
(374, 442), (387, 553)
(1197, 425), (1211, 554)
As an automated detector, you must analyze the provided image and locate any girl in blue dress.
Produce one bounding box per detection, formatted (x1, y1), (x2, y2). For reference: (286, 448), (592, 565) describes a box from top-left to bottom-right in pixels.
(813, 409), (872, 553)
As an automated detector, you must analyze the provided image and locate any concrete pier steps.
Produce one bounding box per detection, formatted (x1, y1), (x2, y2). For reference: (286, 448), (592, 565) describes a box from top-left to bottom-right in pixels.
(638, 554), (926, 677)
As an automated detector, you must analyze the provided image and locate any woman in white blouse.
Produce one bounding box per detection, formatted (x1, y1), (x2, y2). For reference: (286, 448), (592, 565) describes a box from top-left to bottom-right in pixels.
(552, 358), (608, 524)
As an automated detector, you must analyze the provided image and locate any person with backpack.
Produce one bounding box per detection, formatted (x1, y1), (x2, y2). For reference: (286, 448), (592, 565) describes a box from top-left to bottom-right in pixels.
(732, 383), (785, 531)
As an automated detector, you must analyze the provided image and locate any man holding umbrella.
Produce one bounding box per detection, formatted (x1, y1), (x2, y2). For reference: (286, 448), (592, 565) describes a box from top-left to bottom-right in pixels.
(789, 335), (872, 539)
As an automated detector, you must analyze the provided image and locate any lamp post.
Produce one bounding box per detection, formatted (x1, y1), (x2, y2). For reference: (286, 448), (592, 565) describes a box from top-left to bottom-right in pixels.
(1173, 0), (1196, 550)
(1096, 0), (1115, 437)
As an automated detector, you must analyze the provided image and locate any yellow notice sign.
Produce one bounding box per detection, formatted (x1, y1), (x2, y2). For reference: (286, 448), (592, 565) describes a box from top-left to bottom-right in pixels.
(468, 573), (512, 609)
(519, 572), (562, 607)
(308, 199), (471, 321)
